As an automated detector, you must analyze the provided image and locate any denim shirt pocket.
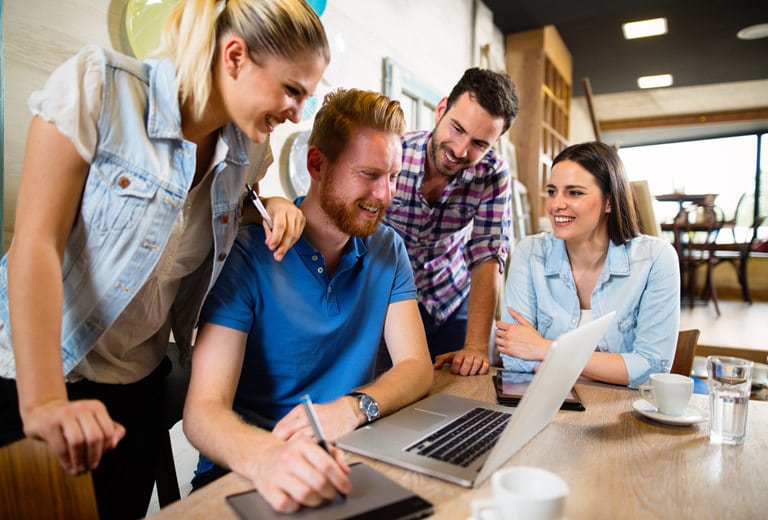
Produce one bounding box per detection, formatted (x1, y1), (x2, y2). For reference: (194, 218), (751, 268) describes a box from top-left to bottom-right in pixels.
(615, 310), (639, 351)
(535, 312), (554, 337)
(83, 155), (159, 233)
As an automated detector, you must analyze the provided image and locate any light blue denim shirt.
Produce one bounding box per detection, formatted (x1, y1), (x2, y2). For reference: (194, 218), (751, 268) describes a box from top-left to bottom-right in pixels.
(0, 46), (250, 377)
(500, 233), (680, 388)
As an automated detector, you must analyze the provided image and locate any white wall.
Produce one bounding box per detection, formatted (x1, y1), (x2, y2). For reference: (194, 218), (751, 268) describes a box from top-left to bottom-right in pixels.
(1, 0), (505, 250)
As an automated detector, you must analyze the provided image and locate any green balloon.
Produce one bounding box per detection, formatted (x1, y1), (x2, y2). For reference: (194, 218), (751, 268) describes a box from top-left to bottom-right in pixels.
(125, 0), (177, 59)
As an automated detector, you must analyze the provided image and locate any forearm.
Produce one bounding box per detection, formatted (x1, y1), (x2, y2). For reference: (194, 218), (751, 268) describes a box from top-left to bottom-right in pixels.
(357, 356), (433, 419)
(580, 352), (629, 386)
(464, 259), (502, 352)
(7, 239), (68, 414)
(183, 399), (281, 477)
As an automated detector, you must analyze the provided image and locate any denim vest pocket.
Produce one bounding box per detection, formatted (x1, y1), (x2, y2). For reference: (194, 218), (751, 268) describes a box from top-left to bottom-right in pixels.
(84, 155), (160, 233)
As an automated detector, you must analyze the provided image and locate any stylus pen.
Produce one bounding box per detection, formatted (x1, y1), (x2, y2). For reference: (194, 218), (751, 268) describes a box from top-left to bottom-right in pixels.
(244, 183), (273, 230)
(300, 394), (347, 499)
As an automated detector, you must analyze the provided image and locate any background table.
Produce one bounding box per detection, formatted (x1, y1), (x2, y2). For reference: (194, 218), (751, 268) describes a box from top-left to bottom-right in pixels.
(148, 370), (768, 519)
(655, 193), (718, 222)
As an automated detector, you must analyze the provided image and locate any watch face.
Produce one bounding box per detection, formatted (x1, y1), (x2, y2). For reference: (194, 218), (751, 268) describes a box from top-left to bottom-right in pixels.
(360, 394), (380, 420)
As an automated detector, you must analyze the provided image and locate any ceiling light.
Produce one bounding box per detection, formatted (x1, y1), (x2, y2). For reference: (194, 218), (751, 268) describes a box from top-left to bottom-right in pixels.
(737, 23), (768, 40)
(622, 18), (668, 39)
(637, 74), (673, 89)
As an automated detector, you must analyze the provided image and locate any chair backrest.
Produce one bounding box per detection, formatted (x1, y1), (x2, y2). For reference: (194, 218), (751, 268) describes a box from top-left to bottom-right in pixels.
(0, 438), (99, 519)
(670, 329), (700, 376)
(630, 180), (661, 237)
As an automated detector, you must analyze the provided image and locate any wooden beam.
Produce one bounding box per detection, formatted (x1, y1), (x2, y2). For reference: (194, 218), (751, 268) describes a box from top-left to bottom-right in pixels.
(599, 107), (768, 131)
(581, 77), (602, 141)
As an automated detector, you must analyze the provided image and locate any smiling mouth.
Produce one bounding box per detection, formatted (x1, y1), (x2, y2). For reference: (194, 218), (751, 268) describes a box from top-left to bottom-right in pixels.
(443, 148), (466, 167)
(553, 215), (575, 223)
(266, 115), (281, 132)
(359, 201), (384, 216)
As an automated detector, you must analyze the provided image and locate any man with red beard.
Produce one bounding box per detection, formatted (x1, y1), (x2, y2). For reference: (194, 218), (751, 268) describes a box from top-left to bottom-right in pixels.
(382, 68), (519, 376)
(181, 88), (433, 513)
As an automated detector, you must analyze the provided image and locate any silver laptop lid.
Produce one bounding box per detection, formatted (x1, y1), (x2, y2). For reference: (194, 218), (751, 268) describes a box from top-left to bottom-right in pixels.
(475, 311), (616, 486)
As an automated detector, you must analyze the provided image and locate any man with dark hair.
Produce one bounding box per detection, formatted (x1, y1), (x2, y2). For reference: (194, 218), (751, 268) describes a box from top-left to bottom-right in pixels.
(382, 67), (519, 376)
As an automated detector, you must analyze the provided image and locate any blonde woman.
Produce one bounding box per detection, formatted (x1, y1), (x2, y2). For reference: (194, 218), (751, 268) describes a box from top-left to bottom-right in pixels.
(0, 1), (329, 517)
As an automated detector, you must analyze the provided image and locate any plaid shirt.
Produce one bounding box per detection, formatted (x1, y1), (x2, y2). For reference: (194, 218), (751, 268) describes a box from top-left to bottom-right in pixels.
(383, 131), (512, 325)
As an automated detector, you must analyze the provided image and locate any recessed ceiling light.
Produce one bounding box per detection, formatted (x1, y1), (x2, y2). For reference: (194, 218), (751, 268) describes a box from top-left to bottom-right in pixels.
(622, 18), (668, 39)
(737, 23), (768, 40)
(637, 74), (674, 89)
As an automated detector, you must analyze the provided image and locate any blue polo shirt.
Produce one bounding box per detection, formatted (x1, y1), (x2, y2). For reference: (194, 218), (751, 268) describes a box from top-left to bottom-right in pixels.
(198, 213), (416, 428)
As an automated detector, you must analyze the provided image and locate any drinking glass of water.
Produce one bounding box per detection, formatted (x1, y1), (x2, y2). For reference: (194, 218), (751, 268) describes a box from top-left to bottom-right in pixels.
(707, 356), (753, 445)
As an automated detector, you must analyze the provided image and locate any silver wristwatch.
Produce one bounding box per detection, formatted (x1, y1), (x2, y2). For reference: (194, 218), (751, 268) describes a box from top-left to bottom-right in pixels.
(347, 392), (380, 423)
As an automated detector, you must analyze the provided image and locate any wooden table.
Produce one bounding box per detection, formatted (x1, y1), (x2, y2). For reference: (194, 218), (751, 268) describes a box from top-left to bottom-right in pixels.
(656, 193), (718, 222)
(147, 370), (768, 519)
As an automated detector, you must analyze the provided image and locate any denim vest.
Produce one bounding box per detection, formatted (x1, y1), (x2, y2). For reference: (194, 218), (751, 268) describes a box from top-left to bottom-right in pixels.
(0, 46), (250, 377)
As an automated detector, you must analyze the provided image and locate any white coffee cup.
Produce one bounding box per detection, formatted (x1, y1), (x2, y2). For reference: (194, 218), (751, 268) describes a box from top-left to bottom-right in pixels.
(471, 466), (569, 520)
(752, 362), (768, 385)
(639, 373), (693, 416)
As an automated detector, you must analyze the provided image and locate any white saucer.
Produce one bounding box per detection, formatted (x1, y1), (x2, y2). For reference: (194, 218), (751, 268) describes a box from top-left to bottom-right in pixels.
(632, 399), (709, 425)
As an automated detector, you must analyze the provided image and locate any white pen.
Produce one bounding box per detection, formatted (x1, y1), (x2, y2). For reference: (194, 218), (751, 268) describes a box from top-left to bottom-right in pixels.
(300, 394), (331, 453)
(244, 183), (273, 230)
(300, 394), (347, 500)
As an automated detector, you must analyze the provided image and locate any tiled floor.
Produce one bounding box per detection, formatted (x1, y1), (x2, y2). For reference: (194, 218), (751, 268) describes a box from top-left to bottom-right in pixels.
(145, 300), (768, 516)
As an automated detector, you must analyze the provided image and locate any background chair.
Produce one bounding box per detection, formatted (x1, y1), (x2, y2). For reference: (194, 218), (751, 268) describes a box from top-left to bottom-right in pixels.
(0, 437), (99, 519)
(712, 192), (766, 303)
(155, 341), (191, 507)
(674, 205), (725, 316)
(670, 329), (700, 376)
(630, 180), (662, 237)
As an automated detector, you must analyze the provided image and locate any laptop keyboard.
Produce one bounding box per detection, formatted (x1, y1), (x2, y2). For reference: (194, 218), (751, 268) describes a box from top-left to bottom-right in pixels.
(405, 407), (512, 467)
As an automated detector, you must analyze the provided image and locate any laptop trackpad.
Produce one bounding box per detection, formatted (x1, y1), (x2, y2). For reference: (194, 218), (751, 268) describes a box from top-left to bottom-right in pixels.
(394, 407), (449, 431)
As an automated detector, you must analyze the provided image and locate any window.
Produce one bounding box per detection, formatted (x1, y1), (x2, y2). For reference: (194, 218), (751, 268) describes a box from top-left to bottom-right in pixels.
(382, 57), (441, 131)
(618, 135), (763, 232)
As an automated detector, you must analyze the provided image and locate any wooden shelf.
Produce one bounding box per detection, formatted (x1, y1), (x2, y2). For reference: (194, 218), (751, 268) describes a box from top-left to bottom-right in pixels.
(506, 26), (572, 233)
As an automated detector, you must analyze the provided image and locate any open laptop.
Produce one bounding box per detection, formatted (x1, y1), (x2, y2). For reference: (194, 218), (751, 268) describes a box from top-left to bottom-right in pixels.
(337, 311), (615, 488)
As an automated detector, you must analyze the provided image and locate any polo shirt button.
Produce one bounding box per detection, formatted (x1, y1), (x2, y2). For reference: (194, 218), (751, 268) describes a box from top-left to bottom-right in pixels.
(312, 255), (319, 261)
(218, 253), (227, 261)
(317, 267), (324, 274)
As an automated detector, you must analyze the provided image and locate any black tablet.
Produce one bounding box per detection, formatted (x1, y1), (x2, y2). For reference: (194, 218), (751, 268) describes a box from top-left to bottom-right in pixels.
(226, 462), (433, 520)
(494, 370), (585, 411)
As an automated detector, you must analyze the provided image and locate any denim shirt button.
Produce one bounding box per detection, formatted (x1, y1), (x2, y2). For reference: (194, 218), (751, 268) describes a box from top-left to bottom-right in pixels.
(220, 214), (229, 224)
(117, 176), (131, 188)
(217, 252), (227, 261)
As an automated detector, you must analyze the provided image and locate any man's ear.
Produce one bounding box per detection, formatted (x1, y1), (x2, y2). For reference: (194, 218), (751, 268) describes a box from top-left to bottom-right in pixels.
(220, 36), (248, 79)
(434, 96), (449, 120)
(306, 145), (325, 181)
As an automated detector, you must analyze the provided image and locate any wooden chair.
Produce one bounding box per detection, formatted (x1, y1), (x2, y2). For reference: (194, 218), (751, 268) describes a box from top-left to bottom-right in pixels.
(712, 192), (766, 303)
(630, 180), (662, 237)
(670, 329), (700, 377)
(673, 205), (724, 316)
(0, 437), (99, 519)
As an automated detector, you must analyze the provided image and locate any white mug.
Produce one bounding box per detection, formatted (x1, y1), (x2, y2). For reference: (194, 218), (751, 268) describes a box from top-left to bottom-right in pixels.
(639, 373), (693, 416)
(752, 362), (768, 385)
(471, 466), (569, 520)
